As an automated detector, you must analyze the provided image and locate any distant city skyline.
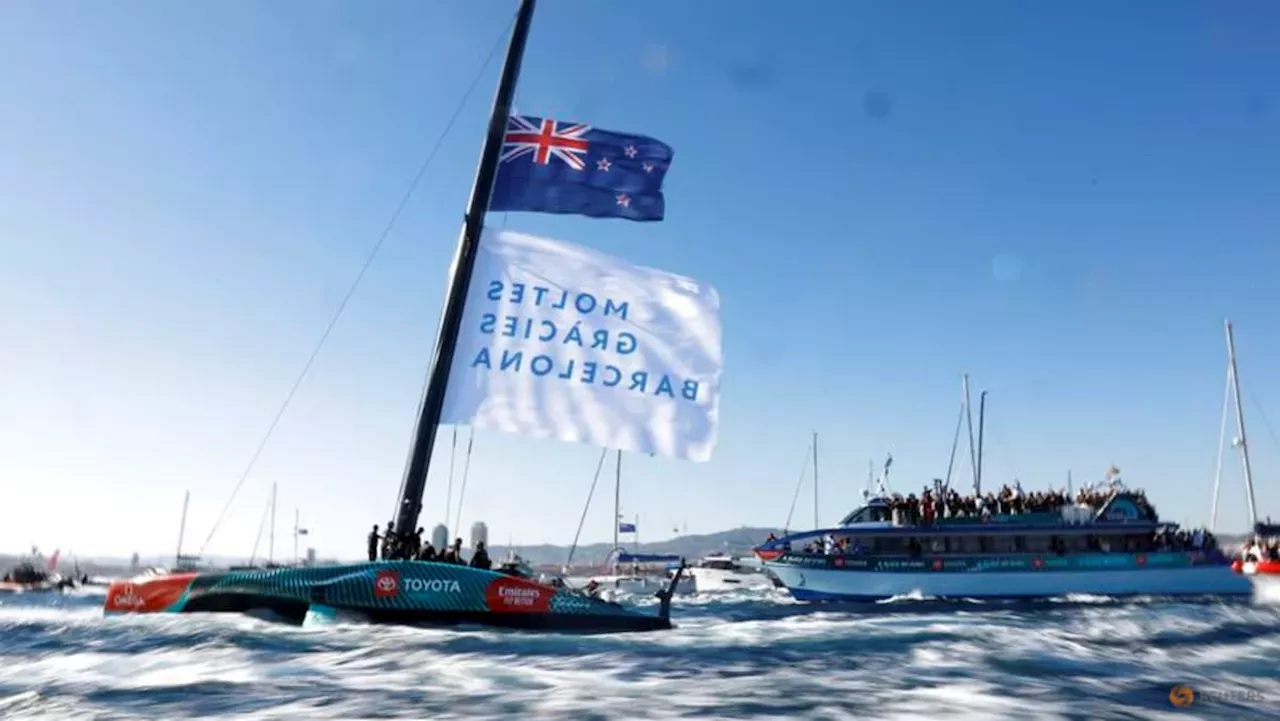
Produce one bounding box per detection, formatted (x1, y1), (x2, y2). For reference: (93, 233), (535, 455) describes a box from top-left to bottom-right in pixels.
(2, 1), (1278, 558)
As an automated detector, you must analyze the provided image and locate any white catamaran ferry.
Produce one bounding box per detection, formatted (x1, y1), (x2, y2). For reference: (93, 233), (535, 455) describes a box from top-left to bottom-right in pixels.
(755, 481), (1249, 602)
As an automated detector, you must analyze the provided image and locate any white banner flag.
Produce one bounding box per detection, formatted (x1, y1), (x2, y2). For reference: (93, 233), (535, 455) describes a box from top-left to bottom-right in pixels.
(441, 228), (721, 462)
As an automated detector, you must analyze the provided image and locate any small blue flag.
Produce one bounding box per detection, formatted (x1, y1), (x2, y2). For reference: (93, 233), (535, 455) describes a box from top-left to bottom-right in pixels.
(618, 522), (637, 533)
(489, 115), (673, 222)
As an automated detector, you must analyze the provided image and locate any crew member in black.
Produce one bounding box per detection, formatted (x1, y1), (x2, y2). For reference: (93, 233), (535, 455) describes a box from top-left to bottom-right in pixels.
(381, 521), (396, 560)
(409, 528), (424, 559)
(367, 525), (380, 562)
(440, 538), (464, 564)
(470, 541), (491, 570)
(417, 541), (436, 561)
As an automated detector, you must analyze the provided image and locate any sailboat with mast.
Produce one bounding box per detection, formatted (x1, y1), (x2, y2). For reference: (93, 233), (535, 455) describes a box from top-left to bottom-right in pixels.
(586, 450), (693, 596)
(102, 0), (723, 632)
(1218, 319), (1280, 589)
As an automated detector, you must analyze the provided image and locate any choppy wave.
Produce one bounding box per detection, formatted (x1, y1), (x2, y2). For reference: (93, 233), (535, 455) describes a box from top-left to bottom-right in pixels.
(2, 589), (1279, 720)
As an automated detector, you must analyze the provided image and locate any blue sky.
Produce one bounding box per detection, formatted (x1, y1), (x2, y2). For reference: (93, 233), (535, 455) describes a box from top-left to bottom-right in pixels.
(2, 1), (1278, 560)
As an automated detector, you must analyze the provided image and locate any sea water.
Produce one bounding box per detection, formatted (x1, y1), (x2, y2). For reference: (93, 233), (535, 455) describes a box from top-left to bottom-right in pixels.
(2, 587), (1278, 720)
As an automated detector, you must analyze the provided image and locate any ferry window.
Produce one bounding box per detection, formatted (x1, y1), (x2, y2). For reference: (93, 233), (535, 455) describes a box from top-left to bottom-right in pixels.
(956, 536), (981, 553)
(978, 536), (993, 553)
(994, 535), (1019, 553)
(842, 506), (889, 525)
(1014, 536), (1027, 552)
(1069, 535), (1091, 552)
(1024, 535), (1051, 553)
(874, 537), (905, 554)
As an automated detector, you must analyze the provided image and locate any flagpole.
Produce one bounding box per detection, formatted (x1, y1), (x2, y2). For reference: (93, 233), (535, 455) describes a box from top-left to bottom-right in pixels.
(614, 449), (622, 551)
(812, 431), (819, 528)
(392, 0), (537, 539)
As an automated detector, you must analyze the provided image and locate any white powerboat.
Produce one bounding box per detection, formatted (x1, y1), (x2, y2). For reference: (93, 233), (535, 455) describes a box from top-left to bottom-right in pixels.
(687, 553), (776, 593)
(588, 552), (694, 597)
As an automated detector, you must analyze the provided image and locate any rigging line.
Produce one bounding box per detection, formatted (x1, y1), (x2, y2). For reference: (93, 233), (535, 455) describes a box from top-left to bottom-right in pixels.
(1210, 363), (1233, 533)
(943, 402), (964, 489)
(248, 492), (272, 565)
(445, 425), (458, 530)
(1247, 390), (1280, 458)
(566, 447), (611, 569)
(197, 12), (518, 556)
(452, 426), (476, 535)
(782, 441), (813, 534)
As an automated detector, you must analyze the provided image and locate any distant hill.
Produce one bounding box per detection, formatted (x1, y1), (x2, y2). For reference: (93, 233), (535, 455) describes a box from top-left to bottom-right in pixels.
(493, 526), (784, 567)
(1, 527), (785, 575)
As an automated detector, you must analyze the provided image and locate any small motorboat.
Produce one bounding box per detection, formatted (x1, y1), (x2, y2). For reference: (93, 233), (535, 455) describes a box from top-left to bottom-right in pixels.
(1, 561), (74, 594)
(1231, 522), (1280, 591)
(686, 552), (775, 593)
(587, 553), (695, 597)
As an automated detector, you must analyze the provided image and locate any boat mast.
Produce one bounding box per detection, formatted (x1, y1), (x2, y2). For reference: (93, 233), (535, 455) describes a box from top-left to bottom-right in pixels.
(614, 449), (622, 550)
(963, 374), (978, 493)
(1225, 319), (1258, 526)
(976, 390), (987, 496)
(175, 490), (190, 569)
(812, 431), (819, 528)
(269, 482), (277, 565)
(391, 0), (537, 537)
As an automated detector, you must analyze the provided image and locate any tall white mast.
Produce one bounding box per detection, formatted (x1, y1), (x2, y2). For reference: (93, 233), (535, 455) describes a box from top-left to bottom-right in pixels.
(1225, 319), (1258, 526)
(175, 490), (190, 568)
(963, 373), (978, 493)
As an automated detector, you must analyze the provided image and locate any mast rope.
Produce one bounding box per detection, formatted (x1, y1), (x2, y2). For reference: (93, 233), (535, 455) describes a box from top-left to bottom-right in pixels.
(197, 11), (518, 556)
(452, 427), (477, 538)
(248, 492), (271, 565)
(566, 448), (611, 569)
(444, 425), (458, 535)
(1248, 391), (1280, 457)
(782, 441), (812, 534)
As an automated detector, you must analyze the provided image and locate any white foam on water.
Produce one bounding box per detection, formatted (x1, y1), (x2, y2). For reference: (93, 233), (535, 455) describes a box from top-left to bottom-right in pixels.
(0, 590), (1276, 719)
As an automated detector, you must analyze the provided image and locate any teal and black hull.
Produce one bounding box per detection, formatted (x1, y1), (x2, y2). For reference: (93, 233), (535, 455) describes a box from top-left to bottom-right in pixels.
(104, 561), (672, 633)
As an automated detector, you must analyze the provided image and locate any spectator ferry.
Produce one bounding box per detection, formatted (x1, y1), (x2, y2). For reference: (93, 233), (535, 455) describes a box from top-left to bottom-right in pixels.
(754, 482), (1249, 602)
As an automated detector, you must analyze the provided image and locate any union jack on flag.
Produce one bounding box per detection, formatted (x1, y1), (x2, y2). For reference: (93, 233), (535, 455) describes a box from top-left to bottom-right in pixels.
(489, 114), (674, 222)
(500, 116), (591, 170)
